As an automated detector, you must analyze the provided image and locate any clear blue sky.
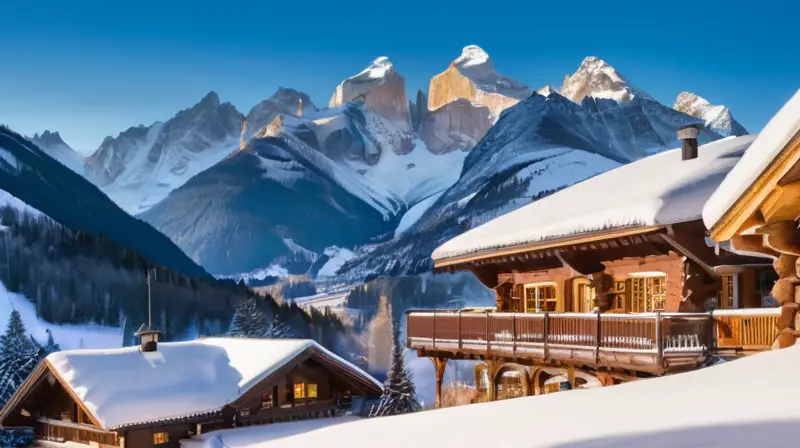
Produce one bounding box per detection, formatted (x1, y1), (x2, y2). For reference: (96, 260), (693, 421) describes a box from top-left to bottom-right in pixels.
(1, 0), (797, 153)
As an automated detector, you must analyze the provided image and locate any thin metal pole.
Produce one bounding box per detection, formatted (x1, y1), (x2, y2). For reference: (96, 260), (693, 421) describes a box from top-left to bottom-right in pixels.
(147, 269), (152, 327)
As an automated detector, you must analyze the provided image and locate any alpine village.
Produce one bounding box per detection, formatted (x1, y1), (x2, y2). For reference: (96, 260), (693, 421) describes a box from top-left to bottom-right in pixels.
(0, 33), (798, 448)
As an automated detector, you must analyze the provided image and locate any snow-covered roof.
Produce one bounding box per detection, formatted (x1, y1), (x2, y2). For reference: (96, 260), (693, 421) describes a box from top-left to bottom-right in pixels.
(193, 345), (800, 448)
(45, 338), (381, 429)
(432, 135), (756, 264)
(703, 89), (800, 231)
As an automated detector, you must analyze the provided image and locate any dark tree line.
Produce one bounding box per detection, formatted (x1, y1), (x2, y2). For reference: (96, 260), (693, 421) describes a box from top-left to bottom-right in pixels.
(0, 205), (363, 359)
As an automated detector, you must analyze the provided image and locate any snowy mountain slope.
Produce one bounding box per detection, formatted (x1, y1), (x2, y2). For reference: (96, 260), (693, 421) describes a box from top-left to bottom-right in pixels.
(29, 130), (84, 174)
(336, 89), (725, 281)
(84, 91), (244, 214)
(139, 126), (403, 275)
(674, 91), (748, 137)
(0, 125), (209, 278)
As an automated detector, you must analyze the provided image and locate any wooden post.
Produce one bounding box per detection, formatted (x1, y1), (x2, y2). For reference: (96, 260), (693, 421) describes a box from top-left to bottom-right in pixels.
(457, 310), (462, 350)
(431, 358), (448, 408)
(567, 363), (576, 389)
(655, 311), (663, 359)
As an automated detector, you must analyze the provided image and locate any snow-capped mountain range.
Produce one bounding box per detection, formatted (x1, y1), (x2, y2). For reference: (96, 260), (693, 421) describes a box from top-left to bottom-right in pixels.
(26, 46), (747, 281)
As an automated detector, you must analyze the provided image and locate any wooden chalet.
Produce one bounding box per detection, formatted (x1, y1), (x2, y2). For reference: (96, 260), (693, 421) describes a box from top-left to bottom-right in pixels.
(704, 89), (800, 350)
(407, 97), (800, 406)
(0, 333), (382, 447)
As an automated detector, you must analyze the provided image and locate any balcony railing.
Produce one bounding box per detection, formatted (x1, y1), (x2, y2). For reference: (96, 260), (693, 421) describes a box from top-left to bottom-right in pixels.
(406, 308), (780, 369)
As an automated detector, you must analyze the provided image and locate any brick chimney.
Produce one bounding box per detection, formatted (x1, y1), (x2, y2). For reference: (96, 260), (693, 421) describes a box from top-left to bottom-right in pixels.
(297, 98), (304, 118)
(677, 123), (702, 161)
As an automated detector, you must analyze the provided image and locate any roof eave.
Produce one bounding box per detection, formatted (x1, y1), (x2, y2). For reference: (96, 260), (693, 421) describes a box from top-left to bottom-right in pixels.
(708, 132), (800, 242)
(432, 225), (667, 270)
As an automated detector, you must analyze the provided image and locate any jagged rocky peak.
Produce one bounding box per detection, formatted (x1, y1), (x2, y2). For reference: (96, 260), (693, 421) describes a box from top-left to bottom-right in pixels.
(328, 56), (411, 126)
(561, 56), (649, 104)
(673, 91), (748, 137)
(428, 45), (530, 119)
(32, 130), (67, 146)
(244, 87), (318, 140)
(269, 87), (318, 113)
(85, 90), (243, 205)
(537, 85), (557, 96)
(30, 130), (84, 173)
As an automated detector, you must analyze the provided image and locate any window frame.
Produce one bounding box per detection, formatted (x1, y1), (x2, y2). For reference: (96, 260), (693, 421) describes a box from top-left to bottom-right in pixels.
(523, 282), (559, 313)
(153, 431), (169, 445)
(629, 273), (667, 313)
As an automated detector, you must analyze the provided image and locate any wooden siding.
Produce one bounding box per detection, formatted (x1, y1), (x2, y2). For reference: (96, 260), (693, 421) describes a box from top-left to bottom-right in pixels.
(35, 419), (118, 446)
(498, 254), (684, 314)
(124, 423), (193, 448)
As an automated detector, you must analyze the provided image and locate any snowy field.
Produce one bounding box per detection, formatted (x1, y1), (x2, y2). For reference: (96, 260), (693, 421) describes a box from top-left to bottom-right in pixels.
(0, 280), (123, 351)
(182, 345), (800, 447)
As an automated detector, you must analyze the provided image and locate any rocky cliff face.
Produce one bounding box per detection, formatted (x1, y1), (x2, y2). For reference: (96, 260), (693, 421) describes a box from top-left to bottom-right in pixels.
(420, 45), (529, 155)
(561, 56), (649, 104)
(419, 99), (491, 155)
(428, 45), (531, 119)
(673, 91), (748, 137)
(329, 57), (412, 139)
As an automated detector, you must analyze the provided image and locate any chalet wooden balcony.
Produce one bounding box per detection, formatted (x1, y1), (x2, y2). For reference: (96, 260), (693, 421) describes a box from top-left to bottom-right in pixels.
(406, 308), (780, 374)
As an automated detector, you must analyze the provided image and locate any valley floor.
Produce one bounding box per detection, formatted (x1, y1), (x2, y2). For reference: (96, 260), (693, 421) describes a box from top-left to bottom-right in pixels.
(181, 344), (800, 447)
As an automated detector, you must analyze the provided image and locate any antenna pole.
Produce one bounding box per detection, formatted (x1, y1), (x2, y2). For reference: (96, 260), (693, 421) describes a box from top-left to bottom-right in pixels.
(147, 269), (152, 328)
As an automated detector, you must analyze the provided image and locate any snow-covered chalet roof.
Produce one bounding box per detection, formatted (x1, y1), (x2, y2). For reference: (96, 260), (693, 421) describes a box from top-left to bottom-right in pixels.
(45, 337), (381, 430)
(703, 89), (800, 232)
(432, 135), (757, 264)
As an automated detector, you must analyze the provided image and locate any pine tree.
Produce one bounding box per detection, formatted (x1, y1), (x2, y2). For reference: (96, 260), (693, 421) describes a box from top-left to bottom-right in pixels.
(370, 320), (421, 417)
(228, 297), (268, 338)
(0, 311), (41, 407)
(43, 329), (61, 355)
(265, 314), (292, 338)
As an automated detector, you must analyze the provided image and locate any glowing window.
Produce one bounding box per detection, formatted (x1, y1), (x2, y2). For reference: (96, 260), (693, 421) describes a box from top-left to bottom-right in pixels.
(294, 383), (305, 399)
(153, 432), (169, 445)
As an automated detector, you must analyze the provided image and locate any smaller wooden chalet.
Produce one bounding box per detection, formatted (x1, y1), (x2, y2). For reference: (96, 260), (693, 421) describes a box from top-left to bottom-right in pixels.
(0, 335), (383, 447)
(704, 89), (800, 349)
(407, 114), (797, 406)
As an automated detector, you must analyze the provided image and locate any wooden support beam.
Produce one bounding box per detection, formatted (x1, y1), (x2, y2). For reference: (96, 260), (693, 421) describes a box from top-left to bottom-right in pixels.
(756, 221), (800, 257)
(760, 181), (800, 223)
(731, 234), (779, 258)
(430, 358), (448, 408)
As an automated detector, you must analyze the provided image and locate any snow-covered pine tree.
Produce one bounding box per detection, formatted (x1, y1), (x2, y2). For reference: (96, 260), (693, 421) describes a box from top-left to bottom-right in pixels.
(43, 329), (61, 355)
(0, 310), (42, 407)
(369, 320), (421, 417)
(265, 314), (292, 338)
(228, 297), (269, 338)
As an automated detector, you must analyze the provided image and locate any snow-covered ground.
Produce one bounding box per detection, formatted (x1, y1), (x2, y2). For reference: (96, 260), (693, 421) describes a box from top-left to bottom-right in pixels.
(0, 280), (123, 351)
(181, 416), (361, 448)
(349, 138), (468, 207)
(316, 247), (356, 278)
(182, 345), (800, 447)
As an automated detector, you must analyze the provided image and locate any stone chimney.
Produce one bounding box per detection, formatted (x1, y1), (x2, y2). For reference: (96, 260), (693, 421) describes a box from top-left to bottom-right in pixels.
(297, 98), (304, 118)
(677, 123), (703, 161)
(240, 119), (247, 149)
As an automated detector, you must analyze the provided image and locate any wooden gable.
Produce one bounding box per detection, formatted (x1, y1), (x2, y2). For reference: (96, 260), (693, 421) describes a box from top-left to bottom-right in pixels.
(0, 360), (104, 430)
(228, 345), (381, 411)
(709, 131), (800, 242)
